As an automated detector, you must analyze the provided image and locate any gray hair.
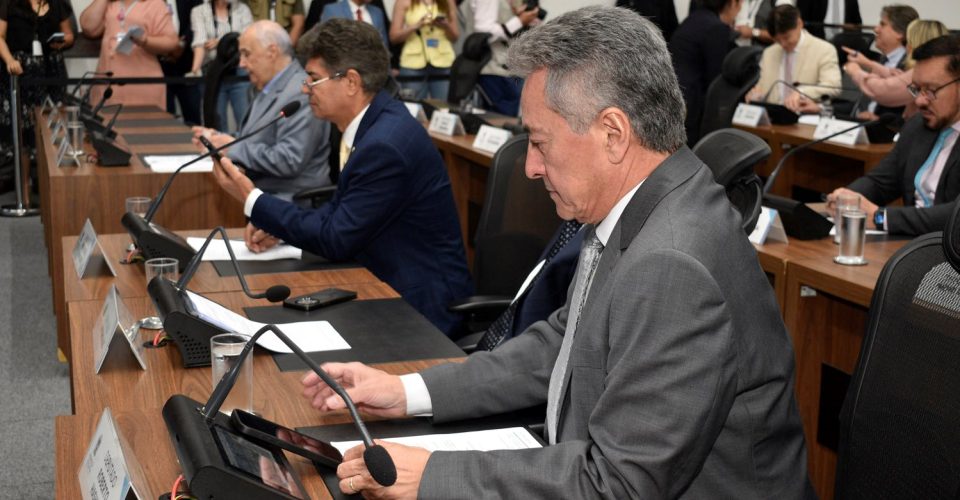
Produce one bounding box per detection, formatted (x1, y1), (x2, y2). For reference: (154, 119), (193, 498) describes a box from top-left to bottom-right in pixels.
(248, 20), (294, 57)
(508, 6), (686, 153)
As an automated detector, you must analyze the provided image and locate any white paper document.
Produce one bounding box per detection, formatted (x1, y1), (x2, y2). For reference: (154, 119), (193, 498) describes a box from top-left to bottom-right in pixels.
(330, 427), (543, 456)
(185, 291), (350, 353)
(186, 237), (302, 261)
(143, 154), (214, 173)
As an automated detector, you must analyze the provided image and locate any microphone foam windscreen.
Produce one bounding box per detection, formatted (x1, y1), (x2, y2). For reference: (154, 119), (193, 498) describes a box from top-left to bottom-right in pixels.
(103, 87), (113, 99)
(363, 445), (397, 486)
(265, 285), (291, 302)
(281, 101), (302, 117)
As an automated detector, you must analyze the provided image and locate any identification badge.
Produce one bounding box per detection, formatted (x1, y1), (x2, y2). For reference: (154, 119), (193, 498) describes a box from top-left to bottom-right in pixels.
(115, 31), (127, 44)
(426, 38), (439, 48)
(32, 38), (43, 56)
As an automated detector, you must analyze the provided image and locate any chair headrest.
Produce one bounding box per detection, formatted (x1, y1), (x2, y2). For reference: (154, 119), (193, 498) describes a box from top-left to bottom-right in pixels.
(945, 199), (960, 274)
(692, 128), (771, 187)
(721, 46), (762, 87)
(216, 33), (240, 64)
(461, 32), (492, 65)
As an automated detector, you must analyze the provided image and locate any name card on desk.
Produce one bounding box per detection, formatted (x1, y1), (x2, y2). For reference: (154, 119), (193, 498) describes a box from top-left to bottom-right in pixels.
(404, 102), (428, 123)
(749, 206), (789, 245)
(73, 219), (117, 279)
(51, 115), (66, 146)
(732, 103), (771, 127)
(92, 285), (146, 373)
(78, 408), (154, 500)
(429, 110), (465, 136)
(55, 135), (71, 167)
(813, 118), (868, 145)
(472, 124), (513, 154)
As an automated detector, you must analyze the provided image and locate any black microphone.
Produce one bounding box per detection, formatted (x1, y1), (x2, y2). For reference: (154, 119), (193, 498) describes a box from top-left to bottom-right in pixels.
(70, 70), (113, 100)
(88, 86), (114, 118)
(176, 226), (290, 303)
(142, 100), (302, 222)
(104, 103), (124, 132)
(762, 114), (898, 194)
(78, 71), (114, 107)
(203, 323), (398, 487)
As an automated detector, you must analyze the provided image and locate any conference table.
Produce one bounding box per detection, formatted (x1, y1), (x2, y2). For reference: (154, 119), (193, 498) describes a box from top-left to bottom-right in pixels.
(36, 107), (246, 357)
(735, 122), (894, 197)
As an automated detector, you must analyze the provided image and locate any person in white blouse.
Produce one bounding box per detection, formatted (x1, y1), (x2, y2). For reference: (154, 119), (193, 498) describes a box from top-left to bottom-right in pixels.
(190, 0), (253, 130)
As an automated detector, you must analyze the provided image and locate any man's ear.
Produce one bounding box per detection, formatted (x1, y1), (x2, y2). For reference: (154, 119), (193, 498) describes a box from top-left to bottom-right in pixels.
(598, 107), (631, 164)
(345, 69), (364, 96)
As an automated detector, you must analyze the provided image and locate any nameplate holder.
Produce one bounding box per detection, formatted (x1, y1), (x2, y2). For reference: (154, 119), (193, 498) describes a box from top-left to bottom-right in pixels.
(92, 285), (146, 373)
(45, 102), (59, 127)
(749, 206), (789, 245)
(41, 95), (56, 115)
(56, 136), (72, 167)
(472, 125), (513, 154)
(428, 110), (465, 136)
(51, 116), (66, 146)
(404, 102), (428, 123)
(73, 219), (117, 279)
(813, 118), (868, 145)
(78, 407), (153, 500)
(732, 103), (771, 127)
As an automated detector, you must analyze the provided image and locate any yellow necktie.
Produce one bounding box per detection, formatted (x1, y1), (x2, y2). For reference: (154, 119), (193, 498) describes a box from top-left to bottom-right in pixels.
(339, 138), (351, 172)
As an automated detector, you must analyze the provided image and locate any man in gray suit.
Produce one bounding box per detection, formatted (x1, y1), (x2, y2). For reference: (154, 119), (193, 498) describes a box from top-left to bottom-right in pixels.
(303, 6), (811, 498)
(192, 20), (330, 203)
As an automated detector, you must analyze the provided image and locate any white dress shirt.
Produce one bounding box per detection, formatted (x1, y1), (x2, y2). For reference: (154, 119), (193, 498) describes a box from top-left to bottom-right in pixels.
(347, 0), (374, 26)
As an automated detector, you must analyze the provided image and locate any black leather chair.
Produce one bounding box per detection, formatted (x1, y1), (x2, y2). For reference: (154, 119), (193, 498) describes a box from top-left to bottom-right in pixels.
(201, 33), (241, 131)
(699, 46), (763, 140)
(448, 133), (561, 343)
(447, 32), (492, 106)
(831, 30), (879, 66)
(834, 201), (960, 499)
(692, 128), (769, 234)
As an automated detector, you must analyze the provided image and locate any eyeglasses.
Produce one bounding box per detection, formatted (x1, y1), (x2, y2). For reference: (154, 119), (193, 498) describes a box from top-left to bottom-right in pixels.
(303, 72), (344, 89)
(907, 77), (960, 101)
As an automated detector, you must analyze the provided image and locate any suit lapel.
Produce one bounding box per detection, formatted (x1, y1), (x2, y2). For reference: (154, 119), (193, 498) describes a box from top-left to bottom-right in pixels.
(243, 64), (293, 132)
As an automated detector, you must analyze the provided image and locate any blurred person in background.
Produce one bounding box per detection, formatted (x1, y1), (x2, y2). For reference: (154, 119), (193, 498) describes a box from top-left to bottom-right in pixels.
(190, 0), (253, 130)
(389, 0), (458, 100)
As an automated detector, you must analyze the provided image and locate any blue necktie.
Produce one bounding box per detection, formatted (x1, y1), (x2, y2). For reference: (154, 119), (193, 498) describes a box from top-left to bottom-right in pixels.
(914, 128), (954, 207)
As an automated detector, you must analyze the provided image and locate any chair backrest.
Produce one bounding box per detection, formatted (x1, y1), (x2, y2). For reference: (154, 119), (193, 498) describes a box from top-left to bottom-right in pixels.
(830, 31), (878, 66)
(202, 33), (240, 130)
(834, 200), (960, 499)
(447, 32), (491, 105)
(692, 128), (769, 234)
(472, 134), (561, 296)
(700, 45), (763, 140)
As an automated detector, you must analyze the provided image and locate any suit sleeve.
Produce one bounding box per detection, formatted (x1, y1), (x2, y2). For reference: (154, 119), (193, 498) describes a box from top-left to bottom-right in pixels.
(418, 249), (739, 499)
(702, 24), (734, 88)
(227, 97), (328, 180)
(886, 201), (957, 236)
(799, 41), (841, 100)
(249, 140), (417, 260)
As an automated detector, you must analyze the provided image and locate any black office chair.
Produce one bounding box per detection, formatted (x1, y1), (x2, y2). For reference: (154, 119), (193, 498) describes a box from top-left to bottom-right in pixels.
(448, 134), (561, 343)
(692, 128), (769, 234)
(699, 46), (763, 140)
(831, 30), (879, 66)
(447, 32), (492, 107)
(834, 201), (960, 499)
(201, 33), (240, 130)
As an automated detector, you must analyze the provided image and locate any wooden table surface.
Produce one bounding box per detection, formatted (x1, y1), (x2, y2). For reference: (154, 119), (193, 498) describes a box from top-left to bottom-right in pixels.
(57, 358), (456, 500)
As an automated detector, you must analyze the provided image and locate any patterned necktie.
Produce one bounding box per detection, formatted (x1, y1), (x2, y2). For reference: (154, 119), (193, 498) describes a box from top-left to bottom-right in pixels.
(914, 128), (955, 207)
(356, 7), (363, 21)
(545, 229), (603, 444)
(476, 220), (583, 351)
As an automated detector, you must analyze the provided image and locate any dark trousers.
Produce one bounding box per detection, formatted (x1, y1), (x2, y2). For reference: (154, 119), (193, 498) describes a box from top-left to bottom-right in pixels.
(167, 83), (202, 126)
(478, 75), (522, 117)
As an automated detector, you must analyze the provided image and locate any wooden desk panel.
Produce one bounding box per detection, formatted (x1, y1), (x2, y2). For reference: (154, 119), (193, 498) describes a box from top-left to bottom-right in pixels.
(782, 238), (906, 500)
(68, 284), (413, 416)
(36, 109), (246, 358)
(58, 357), (454, 500)
(57, 230), (380, 359)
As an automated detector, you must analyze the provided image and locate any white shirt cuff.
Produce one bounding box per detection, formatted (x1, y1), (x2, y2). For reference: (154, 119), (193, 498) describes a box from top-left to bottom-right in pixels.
(504, 17), (523, 36)
(244, 188), (264, 217)
(400, 373), (433, 416)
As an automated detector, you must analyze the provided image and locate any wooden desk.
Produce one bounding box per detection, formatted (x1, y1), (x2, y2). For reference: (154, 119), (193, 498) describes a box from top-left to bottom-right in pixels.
(68, 285), (408, 416)
(57, 358), (454, 500)
(35, 108), (246, 356)
(735, 123), (893, 197)
(782, 236), (907, 500)
(57, 230), (380, 359)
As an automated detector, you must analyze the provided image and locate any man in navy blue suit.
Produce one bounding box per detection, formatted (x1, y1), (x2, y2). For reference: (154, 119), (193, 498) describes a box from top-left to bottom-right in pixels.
(211, 18), (473, 336)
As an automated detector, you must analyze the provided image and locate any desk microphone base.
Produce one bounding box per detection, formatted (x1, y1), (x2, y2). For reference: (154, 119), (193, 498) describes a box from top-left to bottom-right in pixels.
(0, 203), (40, 217)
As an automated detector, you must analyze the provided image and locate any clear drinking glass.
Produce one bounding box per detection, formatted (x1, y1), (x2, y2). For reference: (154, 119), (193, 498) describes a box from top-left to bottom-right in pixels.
(125, 196), (152, 219)
(67, 122), (84, 163)
(63, 105), (80, 123)
(834, 209), (868, 266)
(141, 257), (179, 329)
(211, 333), (254, 415)
(833, 193), (861, 244)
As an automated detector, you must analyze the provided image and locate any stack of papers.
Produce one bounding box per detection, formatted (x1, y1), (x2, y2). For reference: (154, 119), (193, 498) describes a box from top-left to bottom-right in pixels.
(186, 237), (302, 261)
(143, 155), (214, 173)
(185, 290), (350, 353)
(330, 427), (542, 455)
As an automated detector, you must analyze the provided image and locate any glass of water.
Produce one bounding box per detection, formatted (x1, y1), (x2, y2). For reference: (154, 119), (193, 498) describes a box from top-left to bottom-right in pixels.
(210, 333), (254, 415)
(834, 209), (868, 266)
(142, 257), (178, 329)
(125, 196), (152, 219)
(833, 193), (860, 244)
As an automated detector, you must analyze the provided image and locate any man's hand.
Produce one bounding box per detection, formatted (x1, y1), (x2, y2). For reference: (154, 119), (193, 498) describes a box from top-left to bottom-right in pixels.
(841, 46), (871, 69)
(301, 362), (408, 418)
(826, 187), (878, 227)
(518, 6), (539, 26)
(191, 126), (234, 150)
(337, 441), (431, 499)
(735, 24), (753, 39)
(245, 222), (280, 253)
(212, 156), (255, 203)
(791, 95), (822, 115)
